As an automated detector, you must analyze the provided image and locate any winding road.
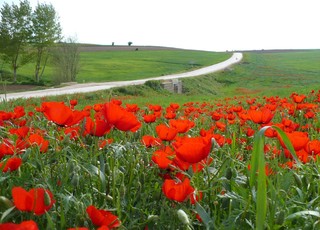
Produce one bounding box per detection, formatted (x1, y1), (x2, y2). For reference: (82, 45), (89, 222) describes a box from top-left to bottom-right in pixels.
(1, 52), (242, 101)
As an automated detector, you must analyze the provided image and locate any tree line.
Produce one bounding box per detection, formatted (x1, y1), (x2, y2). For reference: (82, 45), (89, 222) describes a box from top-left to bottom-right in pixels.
(0, 0), (79, 84)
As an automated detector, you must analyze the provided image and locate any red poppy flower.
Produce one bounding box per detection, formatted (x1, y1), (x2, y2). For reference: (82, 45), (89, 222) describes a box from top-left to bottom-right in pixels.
(278, 131), (309, 151)
(155, 124), (178, 141)
(149, 104), (162, 112)
(98, 139), (113, 150)
(0, 157), (22, 172)
(41, 102), (85, 127)
(305, 140), (320, 155)
(0, 139), (15, 158)
(12, 106), (25, 119)
(190, 190), (203, 205)
(162, 178), (194, 202)
(244, 127), (255, 137)
(125, 104), (139, 113)
(169, 119), (195, 133)
(291, 93), (306, 103)
(15, 138), (30, 153)
(86, 205), (121, 229)
(0, 220), (38, 230)
(70, 99), (78, 107)
(93, 104), (103, 112)
(164, 111), (176, 119)
(169, 103), (180, 111)
(104, 102), (141, 132)
(64, 127), (81, 140)
(304, 110), (315, 119)
(0, 110), (12, 121)
(110, 99), (122, 105)
(141, 135), (162, 148)
(9, 126), (30, 138)
(281, 118), (299, 132)
(151, 146), (175, 169)
(143, 114), (157, 123)
(248, 108), (274, 124)
(173, 136), (212, 164)
(28, 134), (49, 153)
(171, 156), (191, 171)
(191, 157), (213, 173)
(215, 121), (226, 132)
(12, 187), (55, 215)
(84, 115), (112, 137)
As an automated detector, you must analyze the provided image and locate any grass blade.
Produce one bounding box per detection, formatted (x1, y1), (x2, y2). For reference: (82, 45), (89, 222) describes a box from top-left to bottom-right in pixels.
(250, 126), (269, 230)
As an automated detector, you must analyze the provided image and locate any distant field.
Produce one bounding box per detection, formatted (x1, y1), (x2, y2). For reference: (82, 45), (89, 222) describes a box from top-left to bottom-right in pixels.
(77, 49), (230, 82)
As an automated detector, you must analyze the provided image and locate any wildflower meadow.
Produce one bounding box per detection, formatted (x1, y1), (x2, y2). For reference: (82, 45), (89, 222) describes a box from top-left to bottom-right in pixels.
(0, 90), (319, 229)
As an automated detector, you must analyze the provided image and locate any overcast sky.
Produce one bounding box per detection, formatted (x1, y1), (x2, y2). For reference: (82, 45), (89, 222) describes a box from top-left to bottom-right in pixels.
(1, 0), (319, 51)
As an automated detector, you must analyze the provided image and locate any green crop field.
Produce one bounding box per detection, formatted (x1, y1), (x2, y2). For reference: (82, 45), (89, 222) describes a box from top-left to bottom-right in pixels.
(77, 49), (230, 82)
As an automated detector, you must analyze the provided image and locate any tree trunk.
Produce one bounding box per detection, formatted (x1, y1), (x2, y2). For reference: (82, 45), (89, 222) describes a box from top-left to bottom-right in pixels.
(34, 48), (42, 83)
(39, 53), (49, 81)
(13, 68), (17, 83)
(12, 53), (19, 83)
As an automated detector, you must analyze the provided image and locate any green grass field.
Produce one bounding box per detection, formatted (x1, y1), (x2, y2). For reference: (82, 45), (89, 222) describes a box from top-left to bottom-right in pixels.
(0, 48), (230, 84)
(211, 50), (320, 97)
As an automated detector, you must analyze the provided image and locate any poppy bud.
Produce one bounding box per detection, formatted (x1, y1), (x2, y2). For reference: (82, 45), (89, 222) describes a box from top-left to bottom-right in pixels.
(147, 215), (159, 221)
(71, 173), (80, 187)
(293, 172), (302, 187)
(225, 167), (233, 180)
(44, 191), (52, 206)
(177, 209), (190, 225)
(0, 196), (13, 210)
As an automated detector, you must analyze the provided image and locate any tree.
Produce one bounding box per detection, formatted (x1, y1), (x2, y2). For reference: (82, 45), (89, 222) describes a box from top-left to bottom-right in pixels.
(51, 37), (80, 84)
(128, 41), (133, 46)
(0, 0), (33, 82)
(31, 2), (61, 82)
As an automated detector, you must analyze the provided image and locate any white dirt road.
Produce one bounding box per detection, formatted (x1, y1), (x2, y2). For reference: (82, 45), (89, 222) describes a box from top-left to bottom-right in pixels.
(1, 52), (242, 101)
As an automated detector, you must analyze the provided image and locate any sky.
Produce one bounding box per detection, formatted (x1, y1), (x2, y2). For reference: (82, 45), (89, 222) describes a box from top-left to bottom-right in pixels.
(1, 0), (319, 51)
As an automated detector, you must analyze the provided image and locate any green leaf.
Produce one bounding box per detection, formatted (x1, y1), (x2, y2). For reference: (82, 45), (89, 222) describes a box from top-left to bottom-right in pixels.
(0, 207), (15, 223)
(271, 126), (301, 167)
(286, 210), (320, 220)
(45, 211), (56, 230)
(195, 202), (214, 229)
(84, 164), (106, 193)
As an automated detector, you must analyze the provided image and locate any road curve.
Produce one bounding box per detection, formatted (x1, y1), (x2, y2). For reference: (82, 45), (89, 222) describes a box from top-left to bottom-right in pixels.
(1, 52), (242, 101)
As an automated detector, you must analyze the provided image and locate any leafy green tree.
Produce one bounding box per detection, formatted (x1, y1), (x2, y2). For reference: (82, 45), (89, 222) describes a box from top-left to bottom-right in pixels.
(0, 0), (33, 82)
(31, 2), (62, 82)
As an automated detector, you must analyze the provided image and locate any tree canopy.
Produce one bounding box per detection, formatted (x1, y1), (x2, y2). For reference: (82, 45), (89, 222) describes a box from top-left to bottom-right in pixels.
(0, 0), (33, 82)
(0, 0), (62, 82)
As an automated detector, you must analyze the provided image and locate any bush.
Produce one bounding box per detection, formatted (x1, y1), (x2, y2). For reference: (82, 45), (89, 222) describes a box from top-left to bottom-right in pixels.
(145, 80), (162, 91)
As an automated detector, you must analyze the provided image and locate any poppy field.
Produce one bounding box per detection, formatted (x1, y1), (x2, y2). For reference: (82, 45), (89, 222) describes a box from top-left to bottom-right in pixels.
(0, 88), (319, 230)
